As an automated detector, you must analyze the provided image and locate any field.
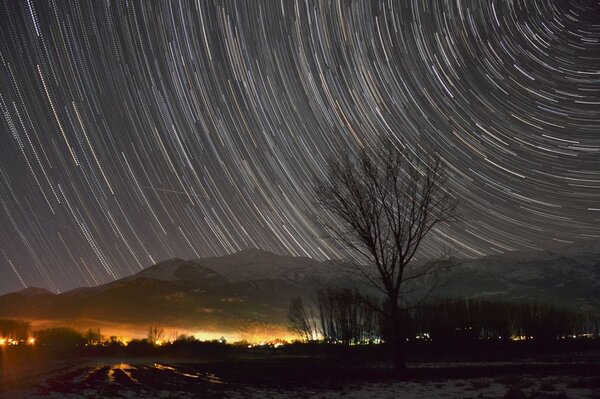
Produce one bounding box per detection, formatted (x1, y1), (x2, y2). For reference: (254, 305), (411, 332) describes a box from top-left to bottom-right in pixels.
(3, 356), (599, 399)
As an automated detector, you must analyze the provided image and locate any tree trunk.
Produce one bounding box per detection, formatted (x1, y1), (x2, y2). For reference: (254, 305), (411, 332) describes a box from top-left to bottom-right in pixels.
(392, 314), (406, 370)
(393, 334), (407, 370)
(387, 297), (407, 370)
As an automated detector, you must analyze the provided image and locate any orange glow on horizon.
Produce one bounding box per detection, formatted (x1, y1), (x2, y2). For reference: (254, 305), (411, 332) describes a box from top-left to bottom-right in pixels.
(25, 318), (302, 345)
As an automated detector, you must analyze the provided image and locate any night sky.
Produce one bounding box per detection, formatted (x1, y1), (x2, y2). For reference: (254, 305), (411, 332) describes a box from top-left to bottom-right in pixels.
(0, 1), (599, 294)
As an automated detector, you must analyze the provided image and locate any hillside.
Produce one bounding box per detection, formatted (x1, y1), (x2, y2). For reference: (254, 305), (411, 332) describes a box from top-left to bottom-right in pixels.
(0, 242), (598, 337)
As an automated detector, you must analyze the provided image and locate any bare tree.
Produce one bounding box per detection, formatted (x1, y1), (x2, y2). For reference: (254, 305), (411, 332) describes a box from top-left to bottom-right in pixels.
(314, 142), (456, 369)
(287, 296), (319, 341)
(316, 288), (380, 345)
(147, 326), (165, 345)
(84, 328), (103, 346)
(0, 319), (31, 341)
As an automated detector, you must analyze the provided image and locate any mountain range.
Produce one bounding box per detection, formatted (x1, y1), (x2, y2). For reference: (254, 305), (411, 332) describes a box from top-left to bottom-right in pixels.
(0, 242), (598, 339)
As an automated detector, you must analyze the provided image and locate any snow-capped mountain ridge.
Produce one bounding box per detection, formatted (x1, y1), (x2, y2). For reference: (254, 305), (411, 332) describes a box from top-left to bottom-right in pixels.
(0, 240), (597, 331)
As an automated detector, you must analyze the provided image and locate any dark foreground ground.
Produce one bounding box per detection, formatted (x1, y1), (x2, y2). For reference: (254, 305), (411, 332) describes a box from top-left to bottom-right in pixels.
(2, 354), (600, 399)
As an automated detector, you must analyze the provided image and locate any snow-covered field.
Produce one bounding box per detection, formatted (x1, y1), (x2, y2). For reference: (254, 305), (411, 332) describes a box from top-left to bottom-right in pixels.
(4, 360), (599, 398)
(223, 377), (597, 399)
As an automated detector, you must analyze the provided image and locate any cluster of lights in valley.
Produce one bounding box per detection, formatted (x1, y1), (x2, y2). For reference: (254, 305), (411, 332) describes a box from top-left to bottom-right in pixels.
(0, 0), (598, 294)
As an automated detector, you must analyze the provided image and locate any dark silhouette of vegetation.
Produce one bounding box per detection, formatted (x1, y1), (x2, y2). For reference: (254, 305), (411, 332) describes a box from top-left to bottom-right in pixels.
(288, 294), (599, 363)
(287, 296), (319, 341)
(147, 326), (165, 345)
(169, 335), (232, 358)
(316, 288), (380, 345)
(35, 327), (86, 353)
(126, 338), (156, 356)
(288, 288), (380, 345)
(0, 318), (31, 341)
(313, 143), (457, 369)
(84, 328), (103, 345)
(410, 299), (594, 344)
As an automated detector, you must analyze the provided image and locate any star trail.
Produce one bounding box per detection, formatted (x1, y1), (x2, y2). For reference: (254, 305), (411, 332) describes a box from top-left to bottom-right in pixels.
(0, 0), (599, 294)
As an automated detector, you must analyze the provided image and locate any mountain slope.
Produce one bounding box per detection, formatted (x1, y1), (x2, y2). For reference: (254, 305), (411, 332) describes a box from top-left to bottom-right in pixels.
(0, 242), (598, 337)
(434, 241), (600, 310)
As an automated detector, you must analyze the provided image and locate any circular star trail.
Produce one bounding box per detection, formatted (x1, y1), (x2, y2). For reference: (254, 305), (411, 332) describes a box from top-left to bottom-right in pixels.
(0, 0), (599, 294)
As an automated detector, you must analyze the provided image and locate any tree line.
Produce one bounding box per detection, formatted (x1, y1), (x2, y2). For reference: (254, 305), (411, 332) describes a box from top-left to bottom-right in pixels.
(288, 289), (600, 345)
(0, 318), (31, 341)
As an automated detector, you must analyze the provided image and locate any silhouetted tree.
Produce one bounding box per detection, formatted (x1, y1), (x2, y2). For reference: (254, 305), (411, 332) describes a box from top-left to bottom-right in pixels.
(411, 298), (590, 344)
(126, 338), (155, 356)
(84, 328), (103, 345)
(0, 319), (31, 341)
(316, 288), (380, 345)
(314, 143), (456, 369)
(147, 326), (165, 345)
(35, 327), (85, 352)
(287, 296), (319, 341)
